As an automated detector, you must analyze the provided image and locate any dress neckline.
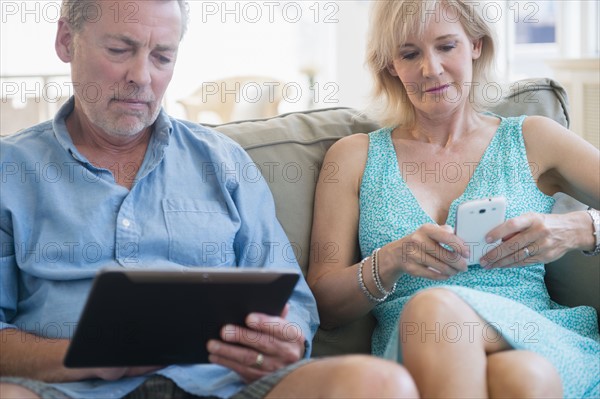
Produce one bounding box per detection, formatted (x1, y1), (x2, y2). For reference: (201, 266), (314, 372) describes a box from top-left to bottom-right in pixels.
(382, 116), (506, 226)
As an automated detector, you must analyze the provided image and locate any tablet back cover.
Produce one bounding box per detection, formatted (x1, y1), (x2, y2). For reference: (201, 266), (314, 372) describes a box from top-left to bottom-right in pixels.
(64, 268), (299, 367)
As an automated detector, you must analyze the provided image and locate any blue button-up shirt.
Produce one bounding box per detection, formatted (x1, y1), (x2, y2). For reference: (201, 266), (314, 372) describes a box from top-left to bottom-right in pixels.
(0, 98), (319, 398)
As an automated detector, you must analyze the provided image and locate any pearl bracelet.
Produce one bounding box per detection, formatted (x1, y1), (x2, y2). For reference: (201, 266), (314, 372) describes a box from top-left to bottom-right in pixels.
(357, 256), (386, 303)
(357, 249), (397, 304)
(371, 248), (397, 298)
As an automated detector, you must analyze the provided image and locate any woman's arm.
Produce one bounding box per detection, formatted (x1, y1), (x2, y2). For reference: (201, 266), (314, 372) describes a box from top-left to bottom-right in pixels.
(524, 116), (600, 208)
(308, 134), (469, 329)
(307, 134), (378, 329)
(481, 116), (600, 268)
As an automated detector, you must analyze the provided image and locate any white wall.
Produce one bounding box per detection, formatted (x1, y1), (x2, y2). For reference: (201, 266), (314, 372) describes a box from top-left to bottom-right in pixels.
(333, 1), (371, 111)
(0, 1), (68, 76)
(0, 1), (341, 119)
(1, 0), (598, 122)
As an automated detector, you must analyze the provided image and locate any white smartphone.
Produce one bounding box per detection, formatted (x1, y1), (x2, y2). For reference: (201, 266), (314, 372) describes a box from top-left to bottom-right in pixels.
(454, 197), (507, 265)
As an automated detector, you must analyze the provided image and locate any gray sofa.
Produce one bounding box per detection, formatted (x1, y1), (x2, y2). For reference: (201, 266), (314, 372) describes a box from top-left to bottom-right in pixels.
(213, 78), (600, 357)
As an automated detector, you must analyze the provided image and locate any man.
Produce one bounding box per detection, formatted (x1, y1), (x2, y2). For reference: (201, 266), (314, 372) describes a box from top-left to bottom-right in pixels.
(0, 1), (417, 398)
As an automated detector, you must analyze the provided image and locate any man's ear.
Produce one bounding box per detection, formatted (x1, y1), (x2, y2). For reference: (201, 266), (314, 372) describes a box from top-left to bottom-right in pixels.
(55, 19), (75, 62)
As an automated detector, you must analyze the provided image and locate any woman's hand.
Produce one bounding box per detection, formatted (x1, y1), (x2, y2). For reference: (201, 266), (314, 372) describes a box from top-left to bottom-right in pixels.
(480, 211), (593, 269)
(206, 304), (305, 383)
(380, 224), (470, 281)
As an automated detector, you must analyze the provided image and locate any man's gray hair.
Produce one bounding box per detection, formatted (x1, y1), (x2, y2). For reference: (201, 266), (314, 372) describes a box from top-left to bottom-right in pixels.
(60, 0), (190, 38)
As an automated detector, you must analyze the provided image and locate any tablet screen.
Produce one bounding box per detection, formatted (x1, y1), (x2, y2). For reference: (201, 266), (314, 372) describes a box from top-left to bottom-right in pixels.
(63, 267), (299, 367)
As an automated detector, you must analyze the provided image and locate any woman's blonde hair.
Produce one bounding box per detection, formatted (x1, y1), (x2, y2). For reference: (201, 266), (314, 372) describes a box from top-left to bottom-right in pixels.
(365, 0), (498, 128)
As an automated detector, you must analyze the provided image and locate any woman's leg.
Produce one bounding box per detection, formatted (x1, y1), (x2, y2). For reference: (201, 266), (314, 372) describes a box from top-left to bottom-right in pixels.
(2, 357), (417, 399)
(487, 350), (562, 398)
(400, 288), (560, 398)
(265, 355), (418, 398)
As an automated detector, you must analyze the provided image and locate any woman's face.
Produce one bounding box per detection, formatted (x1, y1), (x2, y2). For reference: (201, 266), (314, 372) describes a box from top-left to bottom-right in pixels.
(388, 10), (482, 119)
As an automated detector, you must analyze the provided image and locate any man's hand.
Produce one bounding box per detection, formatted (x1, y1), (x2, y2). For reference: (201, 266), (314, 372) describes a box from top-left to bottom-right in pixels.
(206, 304), (305, 383)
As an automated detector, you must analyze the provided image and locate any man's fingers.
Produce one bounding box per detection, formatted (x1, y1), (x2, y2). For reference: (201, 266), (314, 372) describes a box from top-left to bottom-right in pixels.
(219, 320), (303, 356)
(279, 303), (290, 319)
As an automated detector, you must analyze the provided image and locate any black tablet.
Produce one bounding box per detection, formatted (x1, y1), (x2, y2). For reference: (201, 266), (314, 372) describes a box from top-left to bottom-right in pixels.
(63, 267), (300, 368)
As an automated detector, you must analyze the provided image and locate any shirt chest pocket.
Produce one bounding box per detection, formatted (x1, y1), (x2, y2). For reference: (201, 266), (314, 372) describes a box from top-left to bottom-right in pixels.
(162, 199), (238, 266)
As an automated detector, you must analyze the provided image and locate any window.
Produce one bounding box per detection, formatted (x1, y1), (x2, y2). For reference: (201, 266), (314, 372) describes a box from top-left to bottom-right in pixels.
(514, 1), (556, 44)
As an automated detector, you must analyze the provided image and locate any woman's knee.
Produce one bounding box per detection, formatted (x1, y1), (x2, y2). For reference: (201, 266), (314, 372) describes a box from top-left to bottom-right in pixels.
(401, 288), (468, 324)
(487, 350), (562, 398)
(277, 355), (418, 398)
(330, 355), (419, 398)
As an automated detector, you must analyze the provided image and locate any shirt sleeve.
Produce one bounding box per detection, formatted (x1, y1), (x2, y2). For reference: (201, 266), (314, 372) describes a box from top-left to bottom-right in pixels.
(226, 144), (320, 357)
(0, 213), (19, 330)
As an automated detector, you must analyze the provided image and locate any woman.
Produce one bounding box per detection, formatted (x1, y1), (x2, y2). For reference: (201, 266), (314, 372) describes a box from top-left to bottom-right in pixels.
(307, 1), (600, 398)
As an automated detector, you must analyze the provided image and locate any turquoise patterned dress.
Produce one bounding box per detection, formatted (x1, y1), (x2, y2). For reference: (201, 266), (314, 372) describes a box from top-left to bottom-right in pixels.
(359, 115), (600, 398)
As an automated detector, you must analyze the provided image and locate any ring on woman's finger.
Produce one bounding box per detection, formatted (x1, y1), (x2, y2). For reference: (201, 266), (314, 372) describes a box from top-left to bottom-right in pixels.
(523, 246), (531, 258)
(253, 353), (264, 368)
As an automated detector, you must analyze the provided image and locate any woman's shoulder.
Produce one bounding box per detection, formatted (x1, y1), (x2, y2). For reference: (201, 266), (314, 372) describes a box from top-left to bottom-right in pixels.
(521, 115), (581, 144)
(490, 114), (573, 144)
(522, 114), (562, 130)
(326, 132), (370, 159)
(521, 114), (596, 171)
(321, 133), (373, 182)
(328, 127), (393, 154)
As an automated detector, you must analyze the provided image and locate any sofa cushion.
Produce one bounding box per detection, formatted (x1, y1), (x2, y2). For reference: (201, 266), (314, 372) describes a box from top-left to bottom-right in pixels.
(491, 77), (569, 127)
(213, 107), (378, 274)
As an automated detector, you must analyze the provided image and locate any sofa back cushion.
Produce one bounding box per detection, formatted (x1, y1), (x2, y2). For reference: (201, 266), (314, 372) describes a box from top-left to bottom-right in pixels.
(213, 108), (379, 272)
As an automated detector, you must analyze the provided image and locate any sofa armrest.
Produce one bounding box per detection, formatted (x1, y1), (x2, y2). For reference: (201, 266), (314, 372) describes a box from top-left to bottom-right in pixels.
(546, 193), (600, 318)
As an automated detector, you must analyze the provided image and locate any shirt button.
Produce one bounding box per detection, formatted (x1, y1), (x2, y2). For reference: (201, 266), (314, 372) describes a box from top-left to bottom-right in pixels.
(122, 219), (131, 227)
